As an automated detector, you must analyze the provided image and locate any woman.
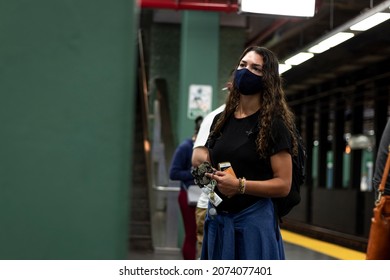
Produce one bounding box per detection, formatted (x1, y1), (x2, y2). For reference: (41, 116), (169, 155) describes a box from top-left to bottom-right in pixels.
(200, 46), (298, 260)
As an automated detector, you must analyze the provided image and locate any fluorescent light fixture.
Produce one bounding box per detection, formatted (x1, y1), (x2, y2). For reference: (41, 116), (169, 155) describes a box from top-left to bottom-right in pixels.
(308, 32), (355, 53)
(285, 52), (314, 66)
(239, 0), (316, 17)
(279, 64), (292, 74)
(350, 12), (390, 31)
(280, 0), (390, 73)
(308, 44), (330, 54)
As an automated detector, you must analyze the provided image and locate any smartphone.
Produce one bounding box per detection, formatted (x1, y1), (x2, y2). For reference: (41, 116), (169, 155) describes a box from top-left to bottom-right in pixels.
(218, 162), (236, 178)
(218, 162), (231, 171)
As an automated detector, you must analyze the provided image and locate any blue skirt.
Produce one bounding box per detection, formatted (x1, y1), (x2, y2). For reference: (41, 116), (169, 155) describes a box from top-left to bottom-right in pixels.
(201, 198), (285, 260)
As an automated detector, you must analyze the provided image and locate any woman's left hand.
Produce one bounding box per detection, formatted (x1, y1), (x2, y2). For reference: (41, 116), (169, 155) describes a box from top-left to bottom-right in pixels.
(205, 171), (239, 198)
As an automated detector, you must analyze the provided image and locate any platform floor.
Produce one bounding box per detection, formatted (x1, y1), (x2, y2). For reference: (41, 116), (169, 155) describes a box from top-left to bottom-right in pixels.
(128, 243), (334, 260)
(128, 212), (365, 260)
(130, 192), (366, 260)
(128, 229), (366, 260)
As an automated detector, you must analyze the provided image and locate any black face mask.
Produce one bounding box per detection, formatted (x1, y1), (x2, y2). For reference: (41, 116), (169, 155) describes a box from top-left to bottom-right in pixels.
(234, 68), (263, 95)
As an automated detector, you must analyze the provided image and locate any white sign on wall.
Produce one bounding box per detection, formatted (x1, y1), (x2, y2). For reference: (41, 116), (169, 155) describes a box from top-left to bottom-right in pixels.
(187, 84), (212, 119)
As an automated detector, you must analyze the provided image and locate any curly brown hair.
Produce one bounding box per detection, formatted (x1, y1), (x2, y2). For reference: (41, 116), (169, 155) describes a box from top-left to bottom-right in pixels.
(211, 46), (298, 158)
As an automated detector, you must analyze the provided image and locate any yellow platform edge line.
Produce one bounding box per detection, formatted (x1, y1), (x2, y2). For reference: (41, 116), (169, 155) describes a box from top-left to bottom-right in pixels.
(281, 229), (366, 260)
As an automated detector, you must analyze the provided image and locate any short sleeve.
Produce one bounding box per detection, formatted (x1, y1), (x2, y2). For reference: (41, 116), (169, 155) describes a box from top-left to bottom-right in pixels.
(194, 105), (225, 148)
(269, 118), (292, 156)
(194, 114), (214, 148)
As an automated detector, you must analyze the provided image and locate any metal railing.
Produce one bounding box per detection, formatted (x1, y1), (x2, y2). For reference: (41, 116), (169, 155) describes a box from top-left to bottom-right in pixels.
(137, 29), (181, 251)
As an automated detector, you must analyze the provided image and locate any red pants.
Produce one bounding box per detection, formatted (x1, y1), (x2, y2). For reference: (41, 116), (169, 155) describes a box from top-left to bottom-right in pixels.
(178, 189), (197, 260)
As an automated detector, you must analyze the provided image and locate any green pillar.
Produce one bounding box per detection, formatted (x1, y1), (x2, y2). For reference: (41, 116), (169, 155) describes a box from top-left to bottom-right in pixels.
(0, 0), (138, 259)
(178, 11), (219, 142)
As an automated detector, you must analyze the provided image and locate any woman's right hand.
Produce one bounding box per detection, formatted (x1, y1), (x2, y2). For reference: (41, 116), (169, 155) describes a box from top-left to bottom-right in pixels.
(206, 171), (240, 198)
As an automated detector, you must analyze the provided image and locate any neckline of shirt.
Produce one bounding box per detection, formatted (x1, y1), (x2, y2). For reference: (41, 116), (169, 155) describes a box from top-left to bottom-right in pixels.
(233, 109), (260, 120)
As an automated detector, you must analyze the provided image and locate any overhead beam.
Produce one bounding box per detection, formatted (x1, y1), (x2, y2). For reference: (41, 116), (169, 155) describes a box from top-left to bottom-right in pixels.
(139, 0), (238, 13)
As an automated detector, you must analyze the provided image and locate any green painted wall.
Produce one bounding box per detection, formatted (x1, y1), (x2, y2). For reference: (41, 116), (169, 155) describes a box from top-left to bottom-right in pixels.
(0, 0), (138, 259)
(178, 11), (220, 142)
(218, 27), (246, 103)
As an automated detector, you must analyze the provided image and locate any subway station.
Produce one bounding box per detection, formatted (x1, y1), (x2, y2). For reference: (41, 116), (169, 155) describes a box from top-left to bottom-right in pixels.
(1, 0), (390, 260)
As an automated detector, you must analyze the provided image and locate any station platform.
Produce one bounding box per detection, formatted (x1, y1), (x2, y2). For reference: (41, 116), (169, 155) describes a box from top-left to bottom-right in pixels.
(128, 229), (366, 260)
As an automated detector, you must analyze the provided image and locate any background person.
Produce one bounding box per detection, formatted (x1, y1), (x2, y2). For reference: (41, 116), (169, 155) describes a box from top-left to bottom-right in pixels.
(192, 104), (225, 259)
(373, 119), (390, 196)
(169, 116), (203, 260)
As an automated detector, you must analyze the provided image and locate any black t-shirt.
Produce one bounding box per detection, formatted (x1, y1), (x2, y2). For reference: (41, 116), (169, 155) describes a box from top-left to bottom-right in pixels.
(207, 111), (292, 213)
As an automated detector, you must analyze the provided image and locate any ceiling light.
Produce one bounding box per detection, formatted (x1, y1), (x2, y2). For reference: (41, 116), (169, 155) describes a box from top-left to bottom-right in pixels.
(308, 44), (329, 54)
(350, 12), (390, 31)
(279, 0), (390, 73)
(308, 32), (355, 53)
(238, 0), (316, 17)
(279, 64), (292, 74)
(285, 52), (314, 66)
